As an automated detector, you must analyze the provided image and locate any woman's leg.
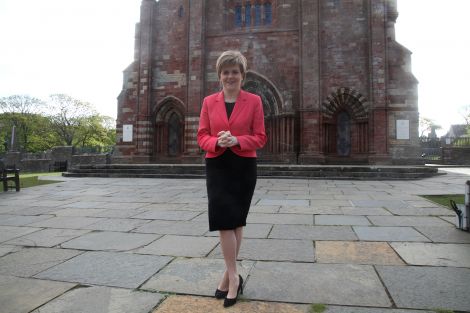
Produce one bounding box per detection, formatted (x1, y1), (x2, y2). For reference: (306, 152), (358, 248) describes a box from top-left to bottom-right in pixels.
(219, 229), (240, 298)
(217, 226), (244, 291)
(235, 226), (243, 257)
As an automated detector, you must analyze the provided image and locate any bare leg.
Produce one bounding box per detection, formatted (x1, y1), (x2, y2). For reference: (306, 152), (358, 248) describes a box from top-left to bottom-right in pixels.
(219, 229), (240, 298)
(235, 226), (243, 258)
(217, 226), (244, 291)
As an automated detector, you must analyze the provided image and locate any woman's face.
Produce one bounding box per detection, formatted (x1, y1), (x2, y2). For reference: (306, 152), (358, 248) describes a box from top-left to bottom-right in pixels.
(220, 65), (243, 93)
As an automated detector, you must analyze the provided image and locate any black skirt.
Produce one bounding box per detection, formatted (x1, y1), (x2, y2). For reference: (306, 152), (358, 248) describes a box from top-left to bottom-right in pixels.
(205, 149), (257, 231)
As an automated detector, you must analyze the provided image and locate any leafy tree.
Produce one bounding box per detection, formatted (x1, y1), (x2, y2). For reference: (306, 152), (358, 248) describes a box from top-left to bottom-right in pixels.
(47, 94), (94, 146)
(0, 95), (47, 152)
(419, 117), (441, 138)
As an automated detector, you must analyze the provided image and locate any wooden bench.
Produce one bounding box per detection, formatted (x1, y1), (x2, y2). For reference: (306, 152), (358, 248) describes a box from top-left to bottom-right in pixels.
(0, 161), (20, 192)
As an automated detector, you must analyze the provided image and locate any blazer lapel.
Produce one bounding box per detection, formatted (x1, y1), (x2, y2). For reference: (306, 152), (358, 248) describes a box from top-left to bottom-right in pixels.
(228, 90), (246, 124)
(215, 91), (230, 127)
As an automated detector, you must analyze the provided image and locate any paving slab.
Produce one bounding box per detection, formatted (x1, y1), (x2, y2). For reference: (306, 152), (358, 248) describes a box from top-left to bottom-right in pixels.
(132, 210), (201, 221)
(51, 208), (109, 217)
(35, 251), (172, 288)
(0, 214), (55, 226)
(315, 215), (371, 226)
(84, 218), (150, 232)
(246, 261), (391, 307)
(269, 225), (358, 240)
(31, 286), (165, 313)
(205, 223), (272, 239)
(141, 258), (254, 296)
(134, 220), (209, 236)
(352, 200), (409, 209)
(385, 206), (453, 216)
(376, 265), (470, 311)
(61, 231), (160, 251)
(0, 275), (76, 313)
(415, 225), (470, 243)
(136, 235), (219, 257)
(0, 247), (82, 277)
(210, 238), (314, 262)
(391, 242), (470, 267)
(279, 206), (340, 214)
(90, 208), (148, 218)
(250, 205), (280, 213)
(316, 241), (404, 265)
(29, 216), (105, 229)
(257, 199), (309, 206)
(0, 225), (42, 243)
(152, 295), (309, 313)
(0, 244), (22, 256)
(247, 213), (313, 225)
(5, 228), (91, 247)
(368, 216), (451, 227)
(353, 226), (431, 242)
(6, 206), (58, 215)
(340, 207), (392, 216)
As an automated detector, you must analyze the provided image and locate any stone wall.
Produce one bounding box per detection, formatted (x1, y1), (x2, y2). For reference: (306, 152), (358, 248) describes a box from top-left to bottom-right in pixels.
(442, 147), (470, 165)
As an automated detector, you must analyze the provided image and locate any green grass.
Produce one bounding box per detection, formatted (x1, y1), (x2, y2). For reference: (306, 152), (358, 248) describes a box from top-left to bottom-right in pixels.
(309, 304), (326, 313)
(19, 176), (63, 189)
(20, 172), (63, 178)
(433, 309), (454, 313)
(420, 194), (465, 209)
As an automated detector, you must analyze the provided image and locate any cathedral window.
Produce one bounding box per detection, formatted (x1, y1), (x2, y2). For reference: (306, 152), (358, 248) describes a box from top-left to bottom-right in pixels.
(264, 2), (272, 25)
(231, 1), (274, 29)
(235, 5), (243, 27)
(178, 5), (184, 18)
(245, 4), (252, 27)
(254, 3), (262, 26)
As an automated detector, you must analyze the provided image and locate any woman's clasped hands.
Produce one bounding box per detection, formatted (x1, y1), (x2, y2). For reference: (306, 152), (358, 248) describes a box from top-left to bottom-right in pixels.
(217, 130), (239, 148)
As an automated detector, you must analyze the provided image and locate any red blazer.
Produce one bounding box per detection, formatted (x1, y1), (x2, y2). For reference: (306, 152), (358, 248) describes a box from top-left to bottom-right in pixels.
(197, 90), (267, 158)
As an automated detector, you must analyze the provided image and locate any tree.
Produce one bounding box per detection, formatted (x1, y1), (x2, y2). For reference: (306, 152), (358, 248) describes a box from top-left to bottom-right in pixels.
(0, 95), (47, 152)
(419, 117), (441, 138)
(47, 94), (94, 146)
(47, 94), (116, 149)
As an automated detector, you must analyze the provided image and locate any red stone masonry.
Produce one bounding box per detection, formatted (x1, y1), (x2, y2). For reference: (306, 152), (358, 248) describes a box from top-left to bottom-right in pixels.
(114, 0), (420, 165)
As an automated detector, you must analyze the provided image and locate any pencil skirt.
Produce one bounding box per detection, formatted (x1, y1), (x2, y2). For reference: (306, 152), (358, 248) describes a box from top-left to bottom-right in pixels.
(205, 149), (257, 231)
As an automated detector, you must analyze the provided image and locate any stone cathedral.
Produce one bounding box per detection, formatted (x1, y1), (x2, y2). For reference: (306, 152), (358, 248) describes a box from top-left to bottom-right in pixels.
(114, 0), (420, 164)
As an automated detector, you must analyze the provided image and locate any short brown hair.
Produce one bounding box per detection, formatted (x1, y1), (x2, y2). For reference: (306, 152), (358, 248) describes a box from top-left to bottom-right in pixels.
(216, 50), (247, 79)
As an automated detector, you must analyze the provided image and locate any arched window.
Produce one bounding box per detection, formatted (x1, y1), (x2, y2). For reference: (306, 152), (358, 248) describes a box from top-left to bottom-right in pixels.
(254, 3), (262, 26)
(235, 5), (242, 27)
(178, 5), (184, 18)
(245, 4), (252, 27)
(264, 2), (272, 25)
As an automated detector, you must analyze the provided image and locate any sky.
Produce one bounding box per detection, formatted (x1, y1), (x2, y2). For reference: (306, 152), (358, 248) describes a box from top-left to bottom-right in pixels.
(0, 0), (469, 137)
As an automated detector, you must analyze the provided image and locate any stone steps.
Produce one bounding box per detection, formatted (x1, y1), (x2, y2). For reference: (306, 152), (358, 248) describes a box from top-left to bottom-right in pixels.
(63, 164), (443, 180)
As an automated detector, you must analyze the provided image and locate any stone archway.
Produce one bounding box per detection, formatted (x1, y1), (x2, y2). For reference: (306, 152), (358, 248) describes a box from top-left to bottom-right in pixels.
(153, 97), (185, 159)
(242, 71), (296, 163)
(322, 88), (369, 156)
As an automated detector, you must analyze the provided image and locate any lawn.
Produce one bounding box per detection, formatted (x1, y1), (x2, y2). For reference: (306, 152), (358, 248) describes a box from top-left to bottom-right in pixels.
(421, 194), (465, 209)
(18, 172), (64, 189)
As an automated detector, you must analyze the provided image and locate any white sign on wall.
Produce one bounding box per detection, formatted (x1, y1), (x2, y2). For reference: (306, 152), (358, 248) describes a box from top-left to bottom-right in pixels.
(123, 124), (133, 142)
(396, 120), (410, 140)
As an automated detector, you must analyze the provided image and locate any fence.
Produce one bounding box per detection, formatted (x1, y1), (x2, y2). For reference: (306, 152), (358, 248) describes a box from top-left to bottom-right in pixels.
(420, 136), (470, 164)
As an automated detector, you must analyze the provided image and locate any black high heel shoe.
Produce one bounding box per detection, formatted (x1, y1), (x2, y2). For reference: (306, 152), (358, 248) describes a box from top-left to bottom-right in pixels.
(223, 275), (243, 308)
(215, 288), (228, 299)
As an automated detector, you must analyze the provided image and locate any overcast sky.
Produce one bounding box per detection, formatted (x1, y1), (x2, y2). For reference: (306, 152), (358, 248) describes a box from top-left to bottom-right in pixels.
(0, 0), (469, 136)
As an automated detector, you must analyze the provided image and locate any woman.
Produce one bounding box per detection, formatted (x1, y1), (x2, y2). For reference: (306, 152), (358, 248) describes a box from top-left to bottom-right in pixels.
(197, 50), (267, 308)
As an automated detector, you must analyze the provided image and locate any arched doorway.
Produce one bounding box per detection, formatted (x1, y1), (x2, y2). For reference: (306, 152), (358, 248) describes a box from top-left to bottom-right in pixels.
(322, 88), (369, 158)
(242, 71), (296, 163)
(153, 97), (185, 160)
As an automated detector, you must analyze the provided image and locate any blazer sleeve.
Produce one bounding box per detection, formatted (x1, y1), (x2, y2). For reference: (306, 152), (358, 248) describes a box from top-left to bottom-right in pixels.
(235, 96), (267, 152)
(197, 98), (221, 153)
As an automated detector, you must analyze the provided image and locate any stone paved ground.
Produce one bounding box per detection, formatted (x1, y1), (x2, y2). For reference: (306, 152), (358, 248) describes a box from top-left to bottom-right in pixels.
(0, 168), (470, 313)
